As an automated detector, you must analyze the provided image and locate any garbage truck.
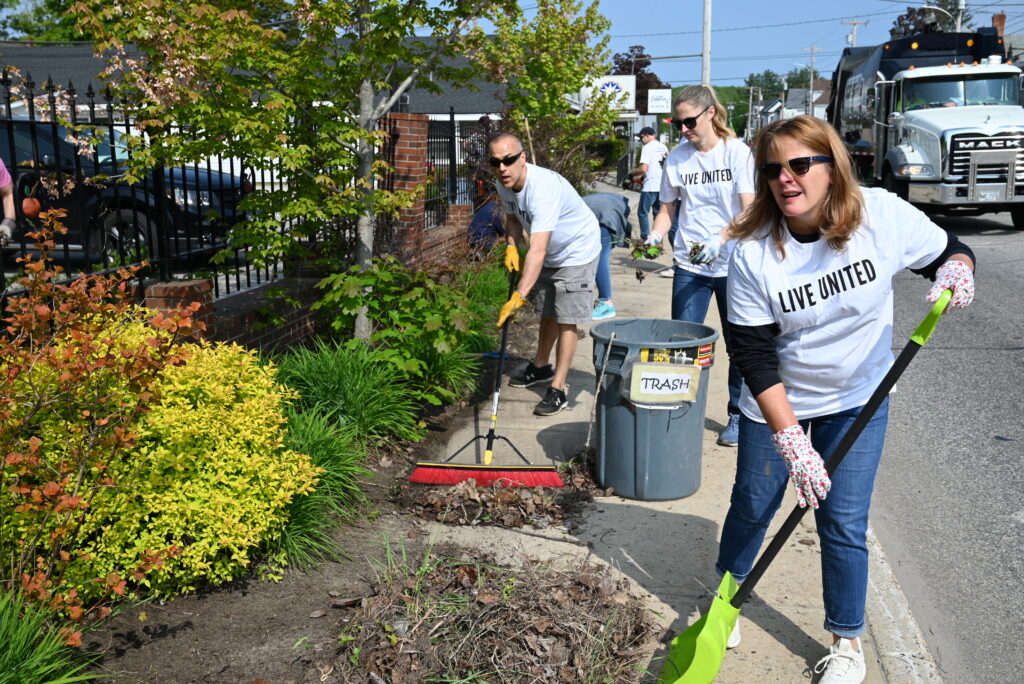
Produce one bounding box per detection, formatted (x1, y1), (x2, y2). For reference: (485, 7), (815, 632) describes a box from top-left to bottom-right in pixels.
(826, 27), (1024, 228)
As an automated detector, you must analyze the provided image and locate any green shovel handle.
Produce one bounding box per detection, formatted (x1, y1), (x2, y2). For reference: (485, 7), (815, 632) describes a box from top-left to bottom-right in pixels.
(911, 290), (952, 346)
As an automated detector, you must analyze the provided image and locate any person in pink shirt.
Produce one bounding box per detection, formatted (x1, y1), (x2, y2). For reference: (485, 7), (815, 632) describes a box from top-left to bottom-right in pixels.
(0, 158), (15, 246)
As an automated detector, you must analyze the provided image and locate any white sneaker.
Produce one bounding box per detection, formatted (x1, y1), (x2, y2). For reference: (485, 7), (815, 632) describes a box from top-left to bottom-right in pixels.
(726, 618), (740, 649)
(814, 638), (866, 684)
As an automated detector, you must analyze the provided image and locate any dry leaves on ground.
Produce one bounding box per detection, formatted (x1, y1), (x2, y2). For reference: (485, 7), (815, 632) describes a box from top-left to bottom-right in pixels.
(334, 555), (655, 683)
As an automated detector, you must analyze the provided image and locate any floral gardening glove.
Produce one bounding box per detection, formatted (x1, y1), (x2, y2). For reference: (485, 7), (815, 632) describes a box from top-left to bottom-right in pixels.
(504, 244), (520, 272)
(0, 218), (13, 247)
(496, 291), (526, 328)
(689, 234), (725, 265)
(642, 233), (661, 247)
(927, 260), (974, 310)
(771, 424), (831, 509)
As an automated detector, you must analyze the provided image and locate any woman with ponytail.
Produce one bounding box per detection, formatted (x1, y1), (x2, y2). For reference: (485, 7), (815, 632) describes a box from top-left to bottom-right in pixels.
(643, 84), (755, 446)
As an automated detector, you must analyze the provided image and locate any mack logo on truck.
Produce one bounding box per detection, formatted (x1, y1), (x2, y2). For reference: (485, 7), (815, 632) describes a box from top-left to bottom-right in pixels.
(954, 139), (1024, 150)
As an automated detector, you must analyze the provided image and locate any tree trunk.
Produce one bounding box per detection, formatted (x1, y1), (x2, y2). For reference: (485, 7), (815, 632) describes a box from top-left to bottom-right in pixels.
(353, 77), (377, 341)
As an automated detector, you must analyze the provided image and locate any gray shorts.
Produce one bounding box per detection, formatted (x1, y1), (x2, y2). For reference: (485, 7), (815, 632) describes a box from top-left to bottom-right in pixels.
(532, 256), (598, 326)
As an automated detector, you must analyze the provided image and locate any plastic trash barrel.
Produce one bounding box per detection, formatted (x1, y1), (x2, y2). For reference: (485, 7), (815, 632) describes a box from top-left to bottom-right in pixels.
(590, 318), (720, 501)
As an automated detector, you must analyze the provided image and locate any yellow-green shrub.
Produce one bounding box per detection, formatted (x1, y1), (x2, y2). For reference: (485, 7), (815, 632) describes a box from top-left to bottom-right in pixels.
(62, 342), (320, 598)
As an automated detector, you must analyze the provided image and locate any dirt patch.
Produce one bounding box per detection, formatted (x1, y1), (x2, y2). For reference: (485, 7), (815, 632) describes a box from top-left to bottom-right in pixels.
(81, 308), (657, 683)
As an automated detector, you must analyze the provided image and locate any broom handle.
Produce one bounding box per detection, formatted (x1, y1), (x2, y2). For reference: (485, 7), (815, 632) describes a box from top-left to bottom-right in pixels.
(483, 270), (519, 459)
(731, 292), (951, 609)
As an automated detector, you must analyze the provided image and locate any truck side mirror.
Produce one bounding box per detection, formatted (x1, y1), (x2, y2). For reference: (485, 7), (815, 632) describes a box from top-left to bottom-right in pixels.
(887, 111), (904, 127)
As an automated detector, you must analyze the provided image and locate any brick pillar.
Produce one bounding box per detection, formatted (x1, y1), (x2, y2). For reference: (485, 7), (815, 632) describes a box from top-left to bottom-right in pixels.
(143, 279), (213, 337)
(384, 112), (429, 268)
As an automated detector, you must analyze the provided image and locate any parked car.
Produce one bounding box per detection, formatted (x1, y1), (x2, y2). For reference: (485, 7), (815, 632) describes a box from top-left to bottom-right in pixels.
(0, 120), (249, 267)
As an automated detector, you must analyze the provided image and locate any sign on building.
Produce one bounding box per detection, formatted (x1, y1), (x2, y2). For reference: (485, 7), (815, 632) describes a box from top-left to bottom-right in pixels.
(581, 75), (636, 111)
(647, 89), (673, 114)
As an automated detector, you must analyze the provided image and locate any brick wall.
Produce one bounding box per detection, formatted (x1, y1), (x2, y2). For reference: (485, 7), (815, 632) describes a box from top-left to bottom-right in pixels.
(142, 278), (320, 352)
(384, 112), (473, 269)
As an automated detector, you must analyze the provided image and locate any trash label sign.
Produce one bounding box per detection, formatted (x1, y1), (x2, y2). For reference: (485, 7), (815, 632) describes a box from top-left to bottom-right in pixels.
(628, 363), (701, 405)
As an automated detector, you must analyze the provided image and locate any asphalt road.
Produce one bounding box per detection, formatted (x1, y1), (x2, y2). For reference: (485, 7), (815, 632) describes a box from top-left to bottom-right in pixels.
(874, 211), (1023, 684)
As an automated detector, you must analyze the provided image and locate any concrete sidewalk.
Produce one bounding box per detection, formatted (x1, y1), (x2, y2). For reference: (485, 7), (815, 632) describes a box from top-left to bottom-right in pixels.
(431, 180), (940, 683)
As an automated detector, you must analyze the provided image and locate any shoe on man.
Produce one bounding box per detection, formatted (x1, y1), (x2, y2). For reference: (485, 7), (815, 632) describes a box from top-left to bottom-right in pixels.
(534, 386), (568, 416)
(814, 638), (866, 684)
(726, 618), (741, 649)
(592, 300), (616, 321)
(509, 362), (554, 388)
(657, 265), (675, 278)
(717, 413), (740, 447)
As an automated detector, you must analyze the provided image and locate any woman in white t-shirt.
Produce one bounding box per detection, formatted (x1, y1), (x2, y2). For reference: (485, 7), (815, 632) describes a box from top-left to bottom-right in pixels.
(719, 116), (975, 684)
(643, 84), (755, 447)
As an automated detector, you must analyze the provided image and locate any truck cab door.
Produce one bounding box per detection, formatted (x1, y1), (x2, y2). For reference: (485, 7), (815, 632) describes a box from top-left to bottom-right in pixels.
(872, 81), (894, 181)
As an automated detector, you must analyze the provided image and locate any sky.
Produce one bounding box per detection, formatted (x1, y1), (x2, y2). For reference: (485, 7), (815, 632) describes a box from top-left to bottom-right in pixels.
(561, 0), (1024, 88)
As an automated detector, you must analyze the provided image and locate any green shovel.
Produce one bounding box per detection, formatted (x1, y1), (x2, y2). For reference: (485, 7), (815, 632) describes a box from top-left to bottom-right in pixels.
(658, 290), (953, 684)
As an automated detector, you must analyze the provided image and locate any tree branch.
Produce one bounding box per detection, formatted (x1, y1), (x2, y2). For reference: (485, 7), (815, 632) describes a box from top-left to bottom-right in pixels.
(371, 4), (488, 120)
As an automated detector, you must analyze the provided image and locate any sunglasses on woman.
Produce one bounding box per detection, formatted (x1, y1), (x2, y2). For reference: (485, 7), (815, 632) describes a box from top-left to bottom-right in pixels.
(757, 156), (833, 180)
(671, 106), (711, 131)
(488, 151), (524, 168)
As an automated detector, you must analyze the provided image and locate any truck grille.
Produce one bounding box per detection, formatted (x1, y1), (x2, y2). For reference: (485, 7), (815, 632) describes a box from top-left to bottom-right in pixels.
(948, 132), (1024, 181)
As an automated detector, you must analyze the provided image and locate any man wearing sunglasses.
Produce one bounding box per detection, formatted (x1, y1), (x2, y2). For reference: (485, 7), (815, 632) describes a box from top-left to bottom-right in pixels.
(491, 133), (602, 417)
(629, 126), (668, 242)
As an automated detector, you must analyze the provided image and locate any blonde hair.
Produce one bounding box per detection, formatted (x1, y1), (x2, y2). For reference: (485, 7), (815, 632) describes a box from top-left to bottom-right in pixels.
(673, 85), (735, 139)
(730, 115), (863, 258)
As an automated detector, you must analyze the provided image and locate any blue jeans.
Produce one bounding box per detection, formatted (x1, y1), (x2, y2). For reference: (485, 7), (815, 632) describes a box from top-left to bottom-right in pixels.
(595, 224), (615, 301)
(671, 267), (741, 416)
(715, 397), (890, 638)
(638, 191), (660, 240)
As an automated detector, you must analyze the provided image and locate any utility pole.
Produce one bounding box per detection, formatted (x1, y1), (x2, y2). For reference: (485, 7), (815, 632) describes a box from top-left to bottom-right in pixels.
(841, 19), (868, 47)
(745, 84), (754, 142)
(956, 0), (965, 32)
(802, 45), (822, 116)
(701, 0), (711, 85)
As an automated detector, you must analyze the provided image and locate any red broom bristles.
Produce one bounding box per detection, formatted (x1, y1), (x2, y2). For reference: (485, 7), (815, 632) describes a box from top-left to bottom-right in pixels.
(409, 463), (565, 488)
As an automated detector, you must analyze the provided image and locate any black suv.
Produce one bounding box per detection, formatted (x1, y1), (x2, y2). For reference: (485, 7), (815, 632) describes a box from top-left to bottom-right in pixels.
(0, 120), (248, 267)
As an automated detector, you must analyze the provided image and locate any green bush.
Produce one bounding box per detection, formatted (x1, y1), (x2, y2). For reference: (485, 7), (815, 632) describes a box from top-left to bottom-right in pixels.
(454, 256), (508, 352)
(314, 256), (479, 405)
(276, 338), (424, 443)
(62, 342), (320, 598)
(0, 588), (98, 683)
(589, 136), (628, 169)
(271, 407), (370, 568)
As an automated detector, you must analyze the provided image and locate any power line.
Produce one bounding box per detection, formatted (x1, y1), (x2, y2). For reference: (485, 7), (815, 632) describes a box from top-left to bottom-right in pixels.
(612, 10), (898, 39)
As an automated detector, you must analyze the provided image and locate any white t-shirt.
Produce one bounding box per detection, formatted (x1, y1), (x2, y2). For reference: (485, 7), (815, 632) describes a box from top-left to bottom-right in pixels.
(640, 139), (669, 193)
(727, 187), (949, 422)
(660, 137), (755, 278)
(496, 163), (601, 268)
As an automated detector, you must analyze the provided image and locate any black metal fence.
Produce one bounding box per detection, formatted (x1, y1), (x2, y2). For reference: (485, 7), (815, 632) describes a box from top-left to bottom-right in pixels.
(0, 73), (408, 308)
(425, 108), (493, 228)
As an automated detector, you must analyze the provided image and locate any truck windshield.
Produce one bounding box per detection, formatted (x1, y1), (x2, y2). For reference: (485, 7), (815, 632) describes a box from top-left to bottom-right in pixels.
(901, 75), (1019, 111)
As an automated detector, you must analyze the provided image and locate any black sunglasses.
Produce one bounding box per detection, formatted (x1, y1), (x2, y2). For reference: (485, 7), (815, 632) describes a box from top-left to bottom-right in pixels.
(671, 106), (711, 131)
(488, 151), (524, 168)
(757, 156), (833, 180)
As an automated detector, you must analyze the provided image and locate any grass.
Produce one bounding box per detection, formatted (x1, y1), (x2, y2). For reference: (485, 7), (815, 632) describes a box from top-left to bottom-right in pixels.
(275, 338), (424, 443)
(0, 588), (100, 684)
(268, 406), (373, 569)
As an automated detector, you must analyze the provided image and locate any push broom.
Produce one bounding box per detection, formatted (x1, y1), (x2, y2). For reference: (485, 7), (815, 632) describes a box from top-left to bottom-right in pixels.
(409, 271), (565, 488)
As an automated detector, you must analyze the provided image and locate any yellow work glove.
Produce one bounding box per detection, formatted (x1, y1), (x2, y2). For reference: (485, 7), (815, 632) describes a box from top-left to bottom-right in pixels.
(497, 291), (526, 328)
(504, 244), (520, 272)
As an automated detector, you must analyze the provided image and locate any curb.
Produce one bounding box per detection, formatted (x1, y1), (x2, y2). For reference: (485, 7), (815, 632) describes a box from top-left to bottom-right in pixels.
(864, 527), (943, 683)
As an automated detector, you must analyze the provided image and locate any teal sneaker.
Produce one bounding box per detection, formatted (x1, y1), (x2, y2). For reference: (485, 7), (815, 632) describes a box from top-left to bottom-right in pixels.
(592, 300), (616, 321)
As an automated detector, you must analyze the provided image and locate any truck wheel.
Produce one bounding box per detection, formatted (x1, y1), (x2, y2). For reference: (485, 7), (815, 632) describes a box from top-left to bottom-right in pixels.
(882, 171), (908, 200)
(1011, 207), (1024, 231)
(93, 209), (156, 264)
